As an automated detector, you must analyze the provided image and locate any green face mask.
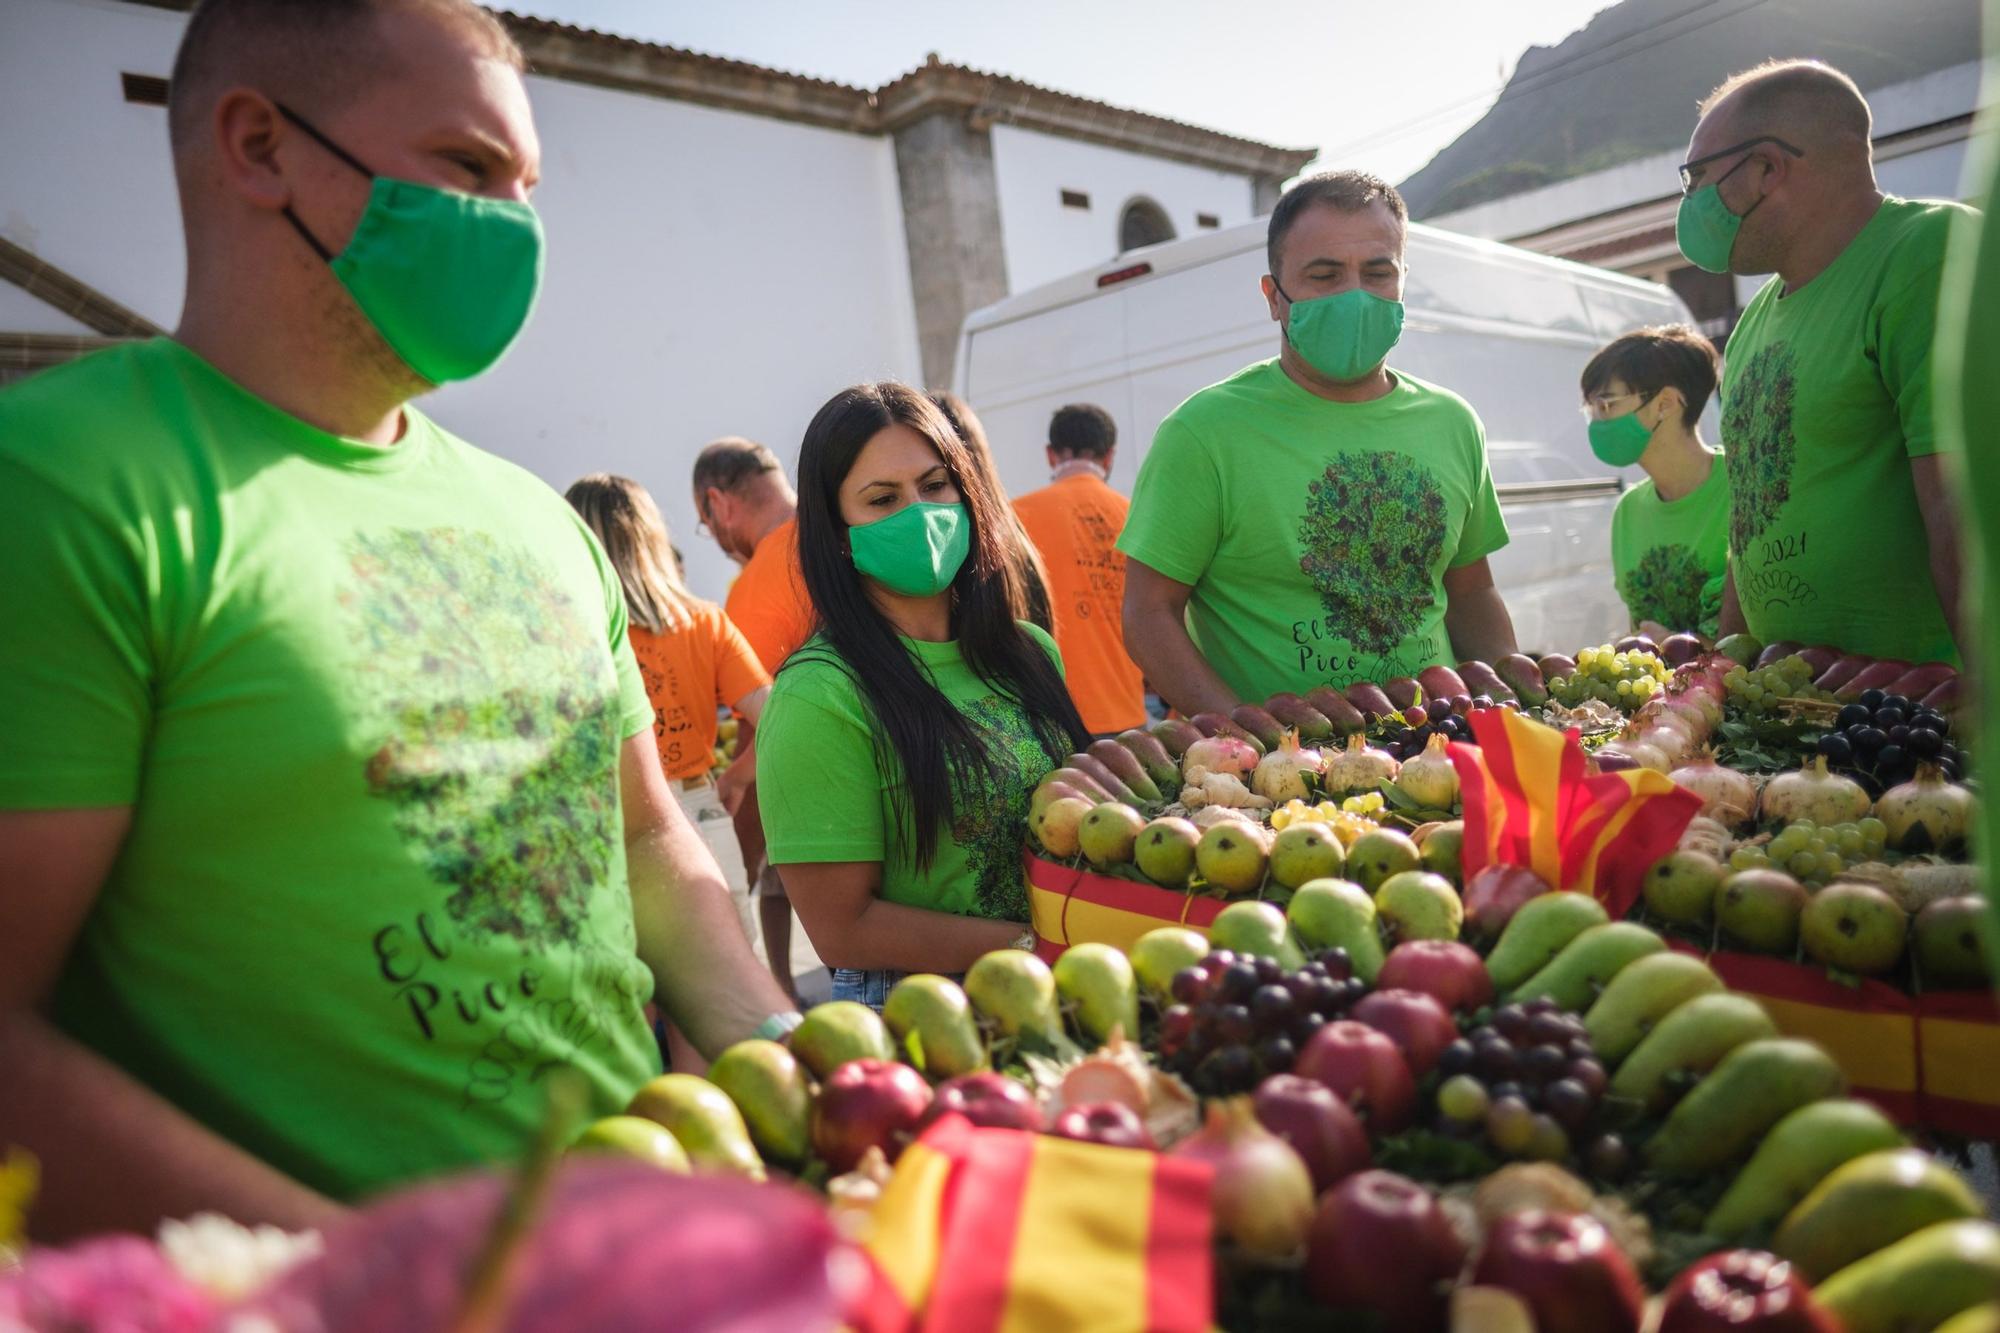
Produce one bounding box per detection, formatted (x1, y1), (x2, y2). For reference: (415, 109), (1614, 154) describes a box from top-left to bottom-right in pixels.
(1587, 400), (1656, 467)
(1675, 154), (1763, 275)
(277, 103), (543, 384)
(850, 501), (970, 598)
(1276, 283), (1405, 381)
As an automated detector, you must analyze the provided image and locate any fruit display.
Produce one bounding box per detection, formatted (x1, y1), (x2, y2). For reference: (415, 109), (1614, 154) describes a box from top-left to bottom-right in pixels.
(1549, 643), (1673, 711)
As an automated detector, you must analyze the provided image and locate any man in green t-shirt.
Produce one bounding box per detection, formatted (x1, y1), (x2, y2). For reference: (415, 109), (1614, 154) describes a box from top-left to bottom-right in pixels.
(0, 0), (792, 1240)
(1678, 60), (1968, 663)
(1119, 171), (1516, 713)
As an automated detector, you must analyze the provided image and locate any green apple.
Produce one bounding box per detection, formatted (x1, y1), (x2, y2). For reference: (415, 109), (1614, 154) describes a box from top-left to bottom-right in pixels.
(1346, 828), (1422, 893)
(1195, 822), (1269, 894)
(1134, 817), (1200, 888)
(1269, 822), (1346, 889)
(1644, 850), (1724, 926)
(1913, 897), (1994, 988)
(1801, 882), (1908, 975)
(1715, 869), (1808, 954)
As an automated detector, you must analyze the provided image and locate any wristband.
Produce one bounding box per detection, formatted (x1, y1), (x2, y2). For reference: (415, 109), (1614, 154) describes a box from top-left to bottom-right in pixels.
(1008, 930), (1037, 952)
(754, 1010), (804, 1042)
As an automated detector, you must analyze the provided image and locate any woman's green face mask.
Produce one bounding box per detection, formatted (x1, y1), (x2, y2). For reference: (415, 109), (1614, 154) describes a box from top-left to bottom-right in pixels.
(849, 501), (971, 597)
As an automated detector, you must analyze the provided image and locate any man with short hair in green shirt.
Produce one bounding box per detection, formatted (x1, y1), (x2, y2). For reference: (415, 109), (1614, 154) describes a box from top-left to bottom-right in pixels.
(1118, 171), (1517, 714)
(0, 0), (792, 1240)
(1679, 59), (1969, 663)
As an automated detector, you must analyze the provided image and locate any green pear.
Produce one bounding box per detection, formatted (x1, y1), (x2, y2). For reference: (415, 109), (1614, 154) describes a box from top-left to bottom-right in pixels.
(1814, 1221), (2000, 1333)
(1704, 1099), (1906, 1242)
(1345, 828), (1422, 893)
(1033, 796), (1093, 858)
(1269, 822), (1346, 889)
(1374, 870), (1464, 943)
(1801, 881), (1908, 975)
(1079, 801), (1148, 868)
(1419, 821), (1465, 886)
(1776, 1147), (1986, 1281)
(707, 1039), (813, 1166)
(1914, 897), (1995, 988)
(1285, 878), (1385, 981)
(1129, 927), (1211, 1000)
(1195, 822), (1269, 895)
(1716, 868), (1808, 954)
(1644, 1038), (1846, 1177)
(626, 1073), (765, 1178)
(1609, 991), (1777, 1110)
(1644, 850), (1725, 926)
(883, 974), (988, 1079)
(1208, 900), (1307, 969)
(1134, 817), (1201, 888)
(1053, 942), (1140, 1045)
(1483, 891), (1609, 992)
(965, 949), (1063, 1044)
(1582, 952), (1723, 1063)
(570, 1114), (690, 1173)
(1935, 1302), (2000, 1333)
(1508, 921), (1664, 1011)
(791, 1000), (897, 1080)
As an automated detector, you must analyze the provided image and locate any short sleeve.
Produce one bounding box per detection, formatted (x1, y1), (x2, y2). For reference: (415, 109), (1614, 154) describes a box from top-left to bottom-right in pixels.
(757, 665), (886, 864)
(710, 604), (774, 709)
(1451, 410), (1510, 568)
(1021, 621), (1065, 677)
(0, 460), (153, 808)
(726, 524), (816, 673)
(1116, 411), (1223, 585)
(1875, 219), (1952, 458)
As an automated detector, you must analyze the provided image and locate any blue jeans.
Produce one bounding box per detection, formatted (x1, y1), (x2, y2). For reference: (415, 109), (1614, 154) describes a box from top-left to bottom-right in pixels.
(830, 967), (965, 1012)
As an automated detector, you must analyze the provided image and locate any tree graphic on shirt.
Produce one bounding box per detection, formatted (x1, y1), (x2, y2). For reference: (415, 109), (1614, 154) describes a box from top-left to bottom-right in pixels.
(1296, 451), (1449, 657)
(1723, 340), (1799, 555)
(341, 528), (622, 947)
(948, 696), (1059, 922)
(1621, 543), (1710, 633)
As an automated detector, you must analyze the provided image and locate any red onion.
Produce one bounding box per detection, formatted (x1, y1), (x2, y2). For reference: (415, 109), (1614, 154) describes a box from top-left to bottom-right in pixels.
(1171, 1098), (1316, 1260)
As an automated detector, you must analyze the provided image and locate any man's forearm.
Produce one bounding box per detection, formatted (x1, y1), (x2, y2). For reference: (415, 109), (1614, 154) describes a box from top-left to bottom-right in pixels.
(1124, 611), (1236, 717)
(1928, 526), (1966, 658)
(629, 815), (794, 1057)
(1445, 585), (1518, 664)
(1, 1011), (338, 1243)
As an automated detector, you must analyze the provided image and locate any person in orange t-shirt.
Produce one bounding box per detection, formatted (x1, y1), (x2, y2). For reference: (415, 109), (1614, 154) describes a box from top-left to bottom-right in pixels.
(566, 475), (772, 966)
(1013, 404), (1148, 735)
(693, 438), (817, 997)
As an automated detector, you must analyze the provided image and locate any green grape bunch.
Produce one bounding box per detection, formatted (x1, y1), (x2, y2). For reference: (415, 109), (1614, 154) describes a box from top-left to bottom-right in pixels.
(1727, 817), (1889, 885)
(1722, 655), (1835, 718)
(1549, 645), (1672, 712)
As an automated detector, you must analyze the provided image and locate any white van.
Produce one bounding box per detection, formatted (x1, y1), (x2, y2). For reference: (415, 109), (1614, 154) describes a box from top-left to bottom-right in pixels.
(952, 220), (1714, 656)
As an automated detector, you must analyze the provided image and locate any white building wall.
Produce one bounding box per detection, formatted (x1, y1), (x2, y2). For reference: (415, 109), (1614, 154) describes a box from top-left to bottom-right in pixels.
(0, 0), (924, 606)
(989, 123), (1255, 292)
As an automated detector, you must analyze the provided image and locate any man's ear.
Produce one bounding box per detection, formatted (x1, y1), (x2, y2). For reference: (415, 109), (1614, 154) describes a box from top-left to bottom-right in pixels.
(1045, 445), (1060, 471)
(1261, 273), (1284, 324)
(211, 88), (293, 212)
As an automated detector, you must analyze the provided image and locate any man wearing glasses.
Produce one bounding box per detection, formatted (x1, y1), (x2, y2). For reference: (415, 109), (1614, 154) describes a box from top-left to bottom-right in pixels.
(1679, 60), (1969, 665)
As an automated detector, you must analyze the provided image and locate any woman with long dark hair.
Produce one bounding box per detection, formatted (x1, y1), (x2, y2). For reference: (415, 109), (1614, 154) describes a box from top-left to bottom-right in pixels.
(928, 390), (1056, 634)
(755, 383), (1088, 1006)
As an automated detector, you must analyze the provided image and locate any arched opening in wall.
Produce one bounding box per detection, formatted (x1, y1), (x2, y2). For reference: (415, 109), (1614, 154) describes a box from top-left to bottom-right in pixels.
(1118, 197), (1176, 252)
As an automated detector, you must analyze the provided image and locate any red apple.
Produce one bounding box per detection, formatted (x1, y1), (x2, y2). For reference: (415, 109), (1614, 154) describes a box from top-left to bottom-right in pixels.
(916, 1073), (1045, 1135)
(1658, 1251), (1839, 1333)
(1305, 1169), (1466, 1331)
(810, 1058), (933, 1173)
(1252, 1074), (1370, 1192)
(1295, 1021), (1416, 1132)
(1377, 940), (1496, 1013)
(1463, 864), (1553, 941)
(1472, 1210), (1644, 1333)
(1349, 989), (1460, 1076)
(1049, 1102), (1156, 1151)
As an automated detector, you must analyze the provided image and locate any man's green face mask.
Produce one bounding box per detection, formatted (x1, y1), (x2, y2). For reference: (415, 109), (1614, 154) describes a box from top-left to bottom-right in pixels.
(277, 102), (544, 384)
(1674, 136), (1799, 275)
(1274, 282), (1406, 382)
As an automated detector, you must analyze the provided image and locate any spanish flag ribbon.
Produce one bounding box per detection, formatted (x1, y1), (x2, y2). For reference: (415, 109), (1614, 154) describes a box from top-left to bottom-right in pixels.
(1450, 709), (1703, 915)
(850, 1114), (1215, 1333)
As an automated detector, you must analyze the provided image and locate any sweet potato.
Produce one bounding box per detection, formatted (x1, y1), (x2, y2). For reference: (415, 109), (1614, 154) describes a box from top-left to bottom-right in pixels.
(1922, 676), (1961, 715)
(1753, 640), (1805, 669)
(1230, 704), (1286, 750)
(1306, 687), (1368, 736)
(1835, 659), (1914, 701)
(1794, 645), (1842, 676)
(1345, 682), (1398, 721)
(1813, 655), (1873, 693)
(1458, 660), (1519, 706)
(1115, 729), (1182, 790)
(1148, 718), (1204, 758)
(1068, 751), (1140, 806)
(1265, 692), (1337, 741)
(1495, 653), (1548, 706)
(1190, 712), (1266, 754)
(1537, 653), (1578, 682)
(1382, 677), (1423, 710)
(1883, 662), (1956, 703)
(1417, 665), (1471, 705)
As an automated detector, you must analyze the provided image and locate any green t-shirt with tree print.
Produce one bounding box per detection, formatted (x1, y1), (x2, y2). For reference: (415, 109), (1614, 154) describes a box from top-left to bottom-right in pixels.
(757, 626), (1066, 923)
(1609, 451), (1731, 637)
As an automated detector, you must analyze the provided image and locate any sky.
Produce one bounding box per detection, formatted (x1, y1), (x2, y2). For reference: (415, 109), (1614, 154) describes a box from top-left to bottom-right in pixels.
(504, 0), (1621, 184)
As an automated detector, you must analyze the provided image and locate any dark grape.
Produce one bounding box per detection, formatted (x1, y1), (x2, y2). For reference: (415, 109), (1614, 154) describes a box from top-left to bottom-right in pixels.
(1475, 1040), (1520, 1081)
(1282, 974), (1316, 1005)
(1526, 1012), (1571, 1047)
(1877, 744), (1907, 773)
(1186, 1024), (1215, 1060)
(1218, 963), (1259, 1004)
(1916, 710), (1949, 734)
(1425, 697), (1453, 724)
(1216, 1004), (1255, 1046)
(1874, 707), (1906, 729)
(1859, 688), (1886, 709)
(1942, 758), (1963, 781)
(1251, 984), (1295, 1033)
(1888, 724), (1912, 745)
(1252, 956), (1283, 984)
(1437, 1039), (1477, 1077)
(1257, 1036), (1297, 1074)
(1566, 1037), (1597, 1063)
(1159, 1005), (1196, 1047)
(1471, 694), (1496, 711)
(1311, 978), (1347, 1017)
(1908, 728), (1944, 759)
(1489, 1080), (1526, 1105)
(1522, 996), (1562, 1016)
(1202, 951), (1237, 971)
(1883, 694), (1913, 714)
(1290, 1010), (1328, 1045)
(1522, 1044), (1567, 1083)
(1170, 967), (1209, 1005)
(1585, 1134), (1632, 1181)
(1818, 733), (1854, 765)
(1318, 948), (1355, 981)
(1567, 1058), (1608, 1098)
(1494, 1005), (1531, 1042)
(1544, 1078), (1594, 1130)
(1468, 1024), (1499, 1046)
(1851, 726), (1887, 754)
(1837, 703), (1872, 730)
(1199, 1046), (1255, 1093)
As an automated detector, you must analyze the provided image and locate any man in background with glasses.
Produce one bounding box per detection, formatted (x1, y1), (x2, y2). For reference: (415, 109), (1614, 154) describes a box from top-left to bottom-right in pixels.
(1679, 59), (1970, 665)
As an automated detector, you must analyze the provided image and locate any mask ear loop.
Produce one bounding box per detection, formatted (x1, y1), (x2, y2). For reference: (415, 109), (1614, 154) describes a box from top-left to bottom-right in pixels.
(271, 100), (377, 263)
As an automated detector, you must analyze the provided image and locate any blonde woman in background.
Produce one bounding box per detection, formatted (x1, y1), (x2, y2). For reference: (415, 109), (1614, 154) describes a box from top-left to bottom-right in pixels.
(565, 475), (775, 1029)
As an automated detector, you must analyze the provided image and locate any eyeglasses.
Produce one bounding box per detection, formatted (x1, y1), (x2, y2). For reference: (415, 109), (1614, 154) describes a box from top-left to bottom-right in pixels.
(1678, 136), (1803, 195)
(1579, 390), (1644, 419)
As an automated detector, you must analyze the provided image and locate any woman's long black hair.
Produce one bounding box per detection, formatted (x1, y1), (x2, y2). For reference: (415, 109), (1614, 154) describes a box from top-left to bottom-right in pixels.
(790, 382), (1088, 869)
(927, 390), (1056, 634)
